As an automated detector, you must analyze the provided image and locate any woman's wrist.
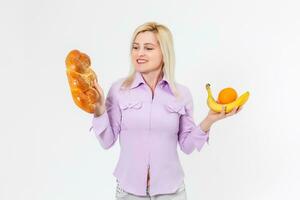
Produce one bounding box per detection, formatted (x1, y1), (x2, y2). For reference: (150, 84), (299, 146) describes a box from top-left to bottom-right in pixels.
(94, 104), (106, 117)
(199, 116), (215, 133)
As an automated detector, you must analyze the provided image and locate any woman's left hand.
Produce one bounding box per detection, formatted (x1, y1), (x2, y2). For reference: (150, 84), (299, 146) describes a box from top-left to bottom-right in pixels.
(207, 106), (243, 123)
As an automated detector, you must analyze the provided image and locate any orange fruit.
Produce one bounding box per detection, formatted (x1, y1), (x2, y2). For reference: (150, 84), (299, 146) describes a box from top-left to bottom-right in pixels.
(217, 87), (238, 104)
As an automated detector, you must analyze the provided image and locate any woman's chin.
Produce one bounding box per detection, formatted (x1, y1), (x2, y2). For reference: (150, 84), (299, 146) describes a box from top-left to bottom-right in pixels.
(135, 67), (147, 73)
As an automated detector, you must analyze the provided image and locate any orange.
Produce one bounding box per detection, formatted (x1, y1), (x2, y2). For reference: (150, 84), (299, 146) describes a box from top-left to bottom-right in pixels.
(217, 87), (238, 104)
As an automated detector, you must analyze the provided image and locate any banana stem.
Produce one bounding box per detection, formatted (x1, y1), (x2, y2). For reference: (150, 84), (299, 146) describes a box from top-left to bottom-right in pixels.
(206, 83), (213, 97)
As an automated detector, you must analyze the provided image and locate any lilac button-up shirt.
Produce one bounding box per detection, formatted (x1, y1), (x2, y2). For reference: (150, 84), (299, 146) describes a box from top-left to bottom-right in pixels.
(89, 71), (210, 196)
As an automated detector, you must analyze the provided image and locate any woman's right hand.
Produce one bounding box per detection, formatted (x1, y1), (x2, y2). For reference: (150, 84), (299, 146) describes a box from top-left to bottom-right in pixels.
(93, 79), (106, 116)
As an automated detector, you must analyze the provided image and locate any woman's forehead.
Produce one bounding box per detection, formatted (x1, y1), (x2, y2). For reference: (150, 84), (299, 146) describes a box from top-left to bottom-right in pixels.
(134, 31), (158, 45)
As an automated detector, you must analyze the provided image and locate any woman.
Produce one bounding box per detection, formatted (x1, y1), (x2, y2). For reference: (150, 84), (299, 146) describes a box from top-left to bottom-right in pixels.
(90, 22), (242, 200)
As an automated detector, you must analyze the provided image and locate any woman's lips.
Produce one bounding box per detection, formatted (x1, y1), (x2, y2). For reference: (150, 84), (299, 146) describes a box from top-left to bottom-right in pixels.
(137, 59), (148, 64)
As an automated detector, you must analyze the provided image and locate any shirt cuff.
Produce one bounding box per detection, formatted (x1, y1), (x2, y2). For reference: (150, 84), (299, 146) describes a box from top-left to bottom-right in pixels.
(89, 111), (110, 136)
(190, 126), (210, 151)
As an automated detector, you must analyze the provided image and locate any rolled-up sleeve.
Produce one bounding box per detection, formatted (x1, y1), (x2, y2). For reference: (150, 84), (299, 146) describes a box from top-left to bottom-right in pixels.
(178, 88), (210, 154)
(89, 82), (122, 149)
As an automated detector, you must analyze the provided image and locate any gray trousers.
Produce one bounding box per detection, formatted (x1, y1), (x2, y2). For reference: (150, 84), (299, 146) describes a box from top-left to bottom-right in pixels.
(115, 180), (187, 200)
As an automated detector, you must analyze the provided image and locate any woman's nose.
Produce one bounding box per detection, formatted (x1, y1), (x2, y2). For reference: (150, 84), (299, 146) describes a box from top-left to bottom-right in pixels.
(137, 49), (145, 56)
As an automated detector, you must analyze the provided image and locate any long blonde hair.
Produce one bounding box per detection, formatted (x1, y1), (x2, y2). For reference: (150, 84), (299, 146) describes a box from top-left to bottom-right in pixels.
(121, 22), (181, 98)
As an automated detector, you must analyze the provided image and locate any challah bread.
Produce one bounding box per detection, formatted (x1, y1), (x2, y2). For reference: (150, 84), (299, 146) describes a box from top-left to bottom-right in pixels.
(65, 49), (100, 113)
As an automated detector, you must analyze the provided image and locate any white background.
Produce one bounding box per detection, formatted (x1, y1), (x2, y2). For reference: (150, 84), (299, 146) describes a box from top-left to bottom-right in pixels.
(1, 0), (299, 199)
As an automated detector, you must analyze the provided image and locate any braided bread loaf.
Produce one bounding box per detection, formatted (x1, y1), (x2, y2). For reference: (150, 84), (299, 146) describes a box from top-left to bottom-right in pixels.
(65, 49), (100, 113)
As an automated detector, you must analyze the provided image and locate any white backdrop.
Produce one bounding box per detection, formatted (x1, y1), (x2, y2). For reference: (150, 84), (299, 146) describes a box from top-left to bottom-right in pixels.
(1, 0), (299, 199)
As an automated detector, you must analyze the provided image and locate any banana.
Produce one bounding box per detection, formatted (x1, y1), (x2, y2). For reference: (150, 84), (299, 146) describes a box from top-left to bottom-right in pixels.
(206, 83), (250, 113)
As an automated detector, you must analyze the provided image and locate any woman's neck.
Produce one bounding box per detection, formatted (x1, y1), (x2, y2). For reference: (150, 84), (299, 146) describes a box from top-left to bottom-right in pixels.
(141, 68), (163, 91)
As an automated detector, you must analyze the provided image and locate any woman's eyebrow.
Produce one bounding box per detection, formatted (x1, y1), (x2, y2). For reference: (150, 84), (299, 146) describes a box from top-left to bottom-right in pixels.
(133, 42), (156, 46)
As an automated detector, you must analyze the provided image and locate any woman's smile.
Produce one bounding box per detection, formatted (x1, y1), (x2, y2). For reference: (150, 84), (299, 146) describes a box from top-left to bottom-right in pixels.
(136, 59), (148, 64)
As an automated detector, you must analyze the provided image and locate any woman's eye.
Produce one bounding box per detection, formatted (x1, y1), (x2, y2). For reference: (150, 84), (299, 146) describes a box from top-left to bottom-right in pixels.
(132, 46), (153, 50)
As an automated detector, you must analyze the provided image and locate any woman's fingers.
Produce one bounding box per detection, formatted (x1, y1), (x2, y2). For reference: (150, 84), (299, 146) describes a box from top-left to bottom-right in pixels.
(226, 107), (238, 117)
(93, 80), (102, 92)
(93, 79), (99, 88)
(219, 106), (226, 117)
(93, 79), (105, 100)
(221, 106), (226, 112)
(236, 106), (243, 113)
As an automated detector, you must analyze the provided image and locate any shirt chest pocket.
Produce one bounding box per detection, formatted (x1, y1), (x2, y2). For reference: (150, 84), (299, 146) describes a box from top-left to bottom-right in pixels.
(151, 102), (187, 134)
(119, 101), (143, 110)
(119, 100), (145, 131)
(164, 103), (186, 116)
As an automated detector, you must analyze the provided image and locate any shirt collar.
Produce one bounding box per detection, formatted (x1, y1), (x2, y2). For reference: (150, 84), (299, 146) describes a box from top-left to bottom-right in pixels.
(130, 71), (170, 90)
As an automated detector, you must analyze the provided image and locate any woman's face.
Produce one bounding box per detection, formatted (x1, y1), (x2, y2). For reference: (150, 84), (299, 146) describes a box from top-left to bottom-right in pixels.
(131, 31), (163, 73)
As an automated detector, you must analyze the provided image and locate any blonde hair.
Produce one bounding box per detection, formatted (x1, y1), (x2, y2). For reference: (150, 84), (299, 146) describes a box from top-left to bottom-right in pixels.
(121, 22), (181, 98)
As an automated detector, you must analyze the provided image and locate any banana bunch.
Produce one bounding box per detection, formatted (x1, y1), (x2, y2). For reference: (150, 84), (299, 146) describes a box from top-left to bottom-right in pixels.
(206, 83), (250, 113)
